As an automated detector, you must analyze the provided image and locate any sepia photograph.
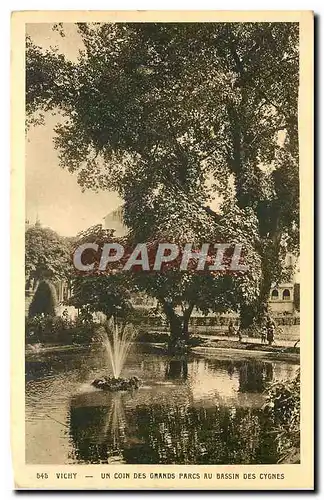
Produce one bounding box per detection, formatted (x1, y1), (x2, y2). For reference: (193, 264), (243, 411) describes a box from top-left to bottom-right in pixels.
(10, 10), (314, 490)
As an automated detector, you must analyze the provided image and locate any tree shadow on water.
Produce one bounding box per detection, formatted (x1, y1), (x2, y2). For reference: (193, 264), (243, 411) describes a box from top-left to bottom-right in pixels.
(165, 359), (188, 380)
(238, 360), (274, 393)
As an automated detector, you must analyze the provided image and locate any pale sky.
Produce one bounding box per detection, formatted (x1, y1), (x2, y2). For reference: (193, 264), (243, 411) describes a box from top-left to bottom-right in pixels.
(26, 23), (122, 237)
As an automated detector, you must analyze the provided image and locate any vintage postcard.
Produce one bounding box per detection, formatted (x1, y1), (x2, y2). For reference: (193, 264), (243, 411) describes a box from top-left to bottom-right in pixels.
(11, 10), (314, 490)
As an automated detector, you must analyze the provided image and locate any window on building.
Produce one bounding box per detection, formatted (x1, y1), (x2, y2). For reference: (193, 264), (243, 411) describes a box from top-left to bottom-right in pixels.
(283, 289), (291, 301)
(271, 289), (279, 300)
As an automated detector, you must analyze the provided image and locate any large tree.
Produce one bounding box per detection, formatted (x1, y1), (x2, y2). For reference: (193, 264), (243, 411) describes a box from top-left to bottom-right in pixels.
(26, 22), (299, 328)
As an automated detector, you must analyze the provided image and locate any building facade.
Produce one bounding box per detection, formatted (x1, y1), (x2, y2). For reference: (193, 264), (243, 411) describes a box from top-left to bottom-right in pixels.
(268, 253), (299, 314)
(268, 283), (295, 314)
(103, 207), (127, 237)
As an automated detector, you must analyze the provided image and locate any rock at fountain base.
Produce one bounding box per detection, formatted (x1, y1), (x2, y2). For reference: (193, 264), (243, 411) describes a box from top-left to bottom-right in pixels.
(91, 376), (140, 391)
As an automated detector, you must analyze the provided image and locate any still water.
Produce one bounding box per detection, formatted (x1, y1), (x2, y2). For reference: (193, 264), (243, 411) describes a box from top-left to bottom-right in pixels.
(25, 345), (299, 465)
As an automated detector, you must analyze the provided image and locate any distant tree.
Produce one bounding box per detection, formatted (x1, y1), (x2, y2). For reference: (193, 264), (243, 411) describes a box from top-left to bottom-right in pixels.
(70, 225), (134, 321)
(70, 274), (134, 322)
(28, 280), (58, 317)
(25, 225), (71, 289)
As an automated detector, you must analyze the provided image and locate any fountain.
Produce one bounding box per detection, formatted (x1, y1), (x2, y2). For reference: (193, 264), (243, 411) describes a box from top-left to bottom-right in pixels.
(92, 320), (140, 391)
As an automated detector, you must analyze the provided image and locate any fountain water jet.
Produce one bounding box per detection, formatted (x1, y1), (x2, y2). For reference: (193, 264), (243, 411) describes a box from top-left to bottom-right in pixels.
(92, 320), (140, 391)
(104, 321), (135, 379)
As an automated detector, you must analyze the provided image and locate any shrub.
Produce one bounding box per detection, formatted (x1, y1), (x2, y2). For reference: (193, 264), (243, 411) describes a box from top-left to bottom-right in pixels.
(135, 331), (205, 346)
(25, 313), (96, 345)
(240, 323), (262, 338)
(28, 280), (58, 317)
(136, 330), (170, 343)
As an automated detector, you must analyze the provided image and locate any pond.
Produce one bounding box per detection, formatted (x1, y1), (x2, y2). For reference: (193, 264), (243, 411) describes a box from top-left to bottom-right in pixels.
(25, 344), (299, 465)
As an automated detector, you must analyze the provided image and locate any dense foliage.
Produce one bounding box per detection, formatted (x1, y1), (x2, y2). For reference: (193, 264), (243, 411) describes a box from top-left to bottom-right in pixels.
(25, 224), (71, 286)
(26, 311), (96, 345)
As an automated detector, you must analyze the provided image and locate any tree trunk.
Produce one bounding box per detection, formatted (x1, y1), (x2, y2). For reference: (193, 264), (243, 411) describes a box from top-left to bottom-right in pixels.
(240, 249), (273, 329)
(240, 303), (257, 329)
(161, 301), (182, 343)
(182, 303), (194, 342)
(165, 359), (188, 380)
(161, 301), (194, 349)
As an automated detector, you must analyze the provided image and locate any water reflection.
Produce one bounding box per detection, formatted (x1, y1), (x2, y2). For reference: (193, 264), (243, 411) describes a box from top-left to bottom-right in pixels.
(238, 361), (274, 393)
(69, 393), (278, 464)
(165, 359), (188, 380)
(70, 393), (128, 464)
(25, 347), (299, 465)
(126, 404), (278, 465)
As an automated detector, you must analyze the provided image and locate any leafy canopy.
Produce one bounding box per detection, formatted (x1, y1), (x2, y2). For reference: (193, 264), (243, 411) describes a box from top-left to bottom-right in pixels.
(26, 23), (299, 315)
(25, 224), (72, 284)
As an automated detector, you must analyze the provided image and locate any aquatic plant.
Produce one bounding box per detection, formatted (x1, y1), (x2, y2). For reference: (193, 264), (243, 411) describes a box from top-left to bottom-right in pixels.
(263, 370), (300, 463)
